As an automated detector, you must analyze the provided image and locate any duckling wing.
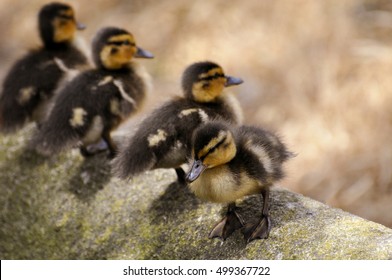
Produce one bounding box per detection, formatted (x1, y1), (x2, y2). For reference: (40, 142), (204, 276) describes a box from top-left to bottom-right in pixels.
(113, 99), (207, 179)
(0, 47), (87, 133)
(237, 126), (292, 183)
(31, 71), (115, 154)
(0, 50), (63, 132)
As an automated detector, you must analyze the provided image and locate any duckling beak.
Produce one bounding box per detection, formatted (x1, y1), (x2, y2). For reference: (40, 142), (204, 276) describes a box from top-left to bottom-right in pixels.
(186, 160), (207, 183)
(76, 21), (86, 30)
(225, 75), (243, 87)
(135, 47), (154, 59)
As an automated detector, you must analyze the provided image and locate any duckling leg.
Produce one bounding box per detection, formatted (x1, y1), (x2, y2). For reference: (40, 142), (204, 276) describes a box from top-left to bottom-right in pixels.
(102, 130), (117, 158)
(175, 168), (186, 184)
(80, 139), (109, 157)
(209, 203), (244, 240)
(242, 188), (271, 243)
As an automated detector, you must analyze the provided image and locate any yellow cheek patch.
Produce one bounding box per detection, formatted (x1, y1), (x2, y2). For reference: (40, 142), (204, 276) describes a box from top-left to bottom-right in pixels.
(53, 17), (76, 43)
(202, 134), (237, 167)
(192, 68), (226, 103)
(100, 35), (137, 69)
(192, 81), (225, 103)
(197, 130), (227, 159)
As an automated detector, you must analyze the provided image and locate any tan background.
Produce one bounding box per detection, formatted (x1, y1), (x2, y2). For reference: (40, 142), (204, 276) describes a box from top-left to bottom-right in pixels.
(1, 0), (392, 227)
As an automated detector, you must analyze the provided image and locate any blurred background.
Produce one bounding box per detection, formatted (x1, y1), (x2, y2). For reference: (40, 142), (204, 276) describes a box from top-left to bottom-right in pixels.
(1, 0), (391, 228)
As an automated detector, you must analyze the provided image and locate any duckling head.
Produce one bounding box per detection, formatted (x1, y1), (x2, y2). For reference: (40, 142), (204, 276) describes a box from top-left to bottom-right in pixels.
(182, 61), (243, 103)
(92, 27), (154, 70)
(186, 122), (237, 182)
(39, 2), (85, 47)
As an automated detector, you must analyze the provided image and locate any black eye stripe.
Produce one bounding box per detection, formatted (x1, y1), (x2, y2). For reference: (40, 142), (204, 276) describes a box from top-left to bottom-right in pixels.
(199, 137), (227, 161)
(199, 73), (225, 82)
(108, 41), (135, 46)
(58, 15), (73, 20)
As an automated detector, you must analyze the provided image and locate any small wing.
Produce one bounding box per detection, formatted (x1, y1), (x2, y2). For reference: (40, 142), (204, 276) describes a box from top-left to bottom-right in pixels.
(238, 126), (293, 182)
(113, 99), (207, 179)
(0, 51), (63, 132)
(31, 72), (100, 155)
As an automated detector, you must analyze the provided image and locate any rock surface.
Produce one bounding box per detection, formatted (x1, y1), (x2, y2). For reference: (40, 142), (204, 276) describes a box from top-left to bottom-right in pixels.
(1, 126), (392, 259)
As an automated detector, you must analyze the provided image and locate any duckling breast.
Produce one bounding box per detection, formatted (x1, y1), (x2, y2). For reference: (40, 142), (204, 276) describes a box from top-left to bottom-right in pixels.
(189, 165), (260, 203)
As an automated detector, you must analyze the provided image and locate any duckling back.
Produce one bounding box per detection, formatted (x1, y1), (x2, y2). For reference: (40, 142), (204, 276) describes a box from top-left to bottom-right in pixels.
(0, 47), (87, 133)
(32, 67), (146, 155)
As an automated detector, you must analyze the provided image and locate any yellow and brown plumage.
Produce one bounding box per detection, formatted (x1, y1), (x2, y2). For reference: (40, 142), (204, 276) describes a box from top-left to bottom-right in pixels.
(113, 61), (244, 183)
(31, 26), (153, 157)
(0, 2), (88, 133)
(186, 121), (293, 243)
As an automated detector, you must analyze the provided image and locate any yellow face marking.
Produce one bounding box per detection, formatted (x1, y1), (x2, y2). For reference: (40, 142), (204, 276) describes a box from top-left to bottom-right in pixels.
(192, 67), (227, 103)
(52, 9), (76, 43)
(197, 130), (227, 159)
(202, 132), (237, 168)
(198, 68), (224, 79)
(100, 34), (137, 70)
(69, 107), (87, 127)
(148, 129), (167, 147)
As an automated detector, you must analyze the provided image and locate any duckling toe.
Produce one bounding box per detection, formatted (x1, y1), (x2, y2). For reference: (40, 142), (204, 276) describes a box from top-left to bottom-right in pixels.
(80, 139), (109, 157)
(242, 215), (271, 243)
(209, 210), (244, 240)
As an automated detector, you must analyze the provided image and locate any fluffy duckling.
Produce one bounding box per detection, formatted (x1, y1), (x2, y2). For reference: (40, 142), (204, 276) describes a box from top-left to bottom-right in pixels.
(186, 121), (293, 243)
(31, 27), (153, 157)
(0, 2), (88, 133)
(113, 61), (243, 183)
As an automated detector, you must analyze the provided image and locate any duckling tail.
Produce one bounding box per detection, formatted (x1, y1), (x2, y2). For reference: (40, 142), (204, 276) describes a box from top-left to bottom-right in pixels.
(29, 118), (79, 156)
(0, 96), (29, 134)
(112, 137), (155, 180)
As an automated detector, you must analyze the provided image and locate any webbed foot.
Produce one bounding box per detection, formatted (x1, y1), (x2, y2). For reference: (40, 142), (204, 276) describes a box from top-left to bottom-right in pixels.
(242, 215), (271, 243)
(80, 139), (109, 158)
(209, 206), (244, 240)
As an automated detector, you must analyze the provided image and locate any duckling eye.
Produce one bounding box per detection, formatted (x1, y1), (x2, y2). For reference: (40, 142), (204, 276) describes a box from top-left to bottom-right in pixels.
(199, 73), (225, 82)
(109, 41), (135, 46)
(58, 14), (73, 20)
(110, 47), (118, 54)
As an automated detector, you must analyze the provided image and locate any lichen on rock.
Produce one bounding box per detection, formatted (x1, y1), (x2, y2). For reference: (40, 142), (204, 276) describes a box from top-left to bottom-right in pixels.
(1, 126), (392, 259)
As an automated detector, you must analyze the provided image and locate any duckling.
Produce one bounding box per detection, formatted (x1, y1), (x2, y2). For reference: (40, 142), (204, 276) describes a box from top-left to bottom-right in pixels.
(113, 61), (243, 183)
(185, 121), (293, 243)
(31, 26), (153, 157)
(0, 2), (88, 133)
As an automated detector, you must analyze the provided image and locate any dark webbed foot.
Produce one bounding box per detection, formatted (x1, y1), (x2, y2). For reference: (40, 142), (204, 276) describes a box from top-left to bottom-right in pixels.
(242, 215), (271, 243)
(209, 203), (244, 240)
(175, 168), (186, 185)
(80, 139), (109, 158)
(242, 188), (271, 243)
